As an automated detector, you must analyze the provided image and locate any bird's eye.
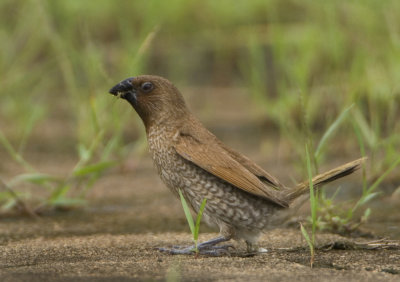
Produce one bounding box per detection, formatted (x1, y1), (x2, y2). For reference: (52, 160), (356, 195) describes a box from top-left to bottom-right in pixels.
(141, 82), (154, 93)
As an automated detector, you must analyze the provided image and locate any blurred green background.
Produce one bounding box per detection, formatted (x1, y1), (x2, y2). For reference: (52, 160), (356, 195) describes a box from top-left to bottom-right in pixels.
(0, 0), (399, 218)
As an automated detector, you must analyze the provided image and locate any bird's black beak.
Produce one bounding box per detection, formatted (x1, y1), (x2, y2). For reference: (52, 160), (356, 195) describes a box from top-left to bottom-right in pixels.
(109, 77), (135, 98)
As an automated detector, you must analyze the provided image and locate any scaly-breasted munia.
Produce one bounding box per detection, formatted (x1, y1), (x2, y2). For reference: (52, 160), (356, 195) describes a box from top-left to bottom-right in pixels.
(109, 75), (364, 255)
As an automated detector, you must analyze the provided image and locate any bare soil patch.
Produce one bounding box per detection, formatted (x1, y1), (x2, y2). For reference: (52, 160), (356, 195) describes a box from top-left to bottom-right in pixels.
(1, 230), (399, 281)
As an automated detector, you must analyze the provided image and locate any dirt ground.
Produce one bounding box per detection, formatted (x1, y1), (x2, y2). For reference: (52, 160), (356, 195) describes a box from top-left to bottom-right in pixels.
(1, 230), (399, 282)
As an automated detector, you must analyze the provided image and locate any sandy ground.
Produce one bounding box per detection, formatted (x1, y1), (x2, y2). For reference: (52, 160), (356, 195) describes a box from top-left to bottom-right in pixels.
(1, 230), (399, 281)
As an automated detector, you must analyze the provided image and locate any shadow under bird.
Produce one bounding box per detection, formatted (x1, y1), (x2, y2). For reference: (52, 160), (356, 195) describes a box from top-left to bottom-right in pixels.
(108, 75), (365, 255)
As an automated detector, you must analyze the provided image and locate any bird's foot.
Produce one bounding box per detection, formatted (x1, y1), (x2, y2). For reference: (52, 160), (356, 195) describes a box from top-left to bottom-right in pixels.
(158, 236), (233, 256)
(159, 244), (234, 256)
(245, 241), (268, 255)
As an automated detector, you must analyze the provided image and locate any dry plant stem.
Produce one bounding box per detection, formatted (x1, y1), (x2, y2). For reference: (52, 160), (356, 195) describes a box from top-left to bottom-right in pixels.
(351, 239), (400, 250)
(319, 239), (400, 251)
(276, 239), (400, 252)
(0, 178), (38, 218)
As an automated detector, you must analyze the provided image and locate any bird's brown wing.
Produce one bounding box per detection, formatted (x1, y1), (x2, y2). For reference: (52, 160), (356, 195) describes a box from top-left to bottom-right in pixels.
(217, 142), (286, 189)
(173, 126), (288, 208)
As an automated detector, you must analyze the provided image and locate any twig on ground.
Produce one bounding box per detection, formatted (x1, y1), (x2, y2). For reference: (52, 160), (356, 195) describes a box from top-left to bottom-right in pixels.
(274, 239), (400, 252)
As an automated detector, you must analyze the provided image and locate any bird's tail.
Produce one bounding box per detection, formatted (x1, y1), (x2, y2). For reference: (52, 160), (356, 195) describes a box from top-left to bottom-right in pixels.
(284, 157), (366, 203)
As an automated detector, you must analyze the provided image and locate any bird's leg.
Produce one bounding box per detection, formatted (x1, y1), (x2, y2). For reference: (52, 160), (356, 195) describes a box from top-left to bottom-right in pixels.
(197, 236), (229, 249)
(159, 236), (234, 256)
(246, 240), (268, 254)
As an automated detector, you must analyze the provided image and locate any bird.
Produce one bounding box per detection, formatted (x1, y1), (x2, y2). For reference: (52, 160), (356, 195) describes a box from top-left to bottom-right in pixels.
(108, 75), (365, 255)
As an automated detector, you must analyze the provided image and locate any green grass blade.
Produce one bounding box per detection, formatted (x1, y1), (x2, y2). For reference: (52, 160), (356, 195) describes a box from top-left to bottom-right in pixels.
(0, 129), (17, 157)
(50, 197), (86, 207)
(352, 119), (367, 193)
(178, 189), (195, 236)
(362, 208), (371, 222)
(78, 144), (91, 163)
(306, 144), (317, 245)
(352, 108), (377, 148)
(367, 156), (400, 194)
(73, 161), (116, 177)
(73, 129), (105, 171)
(351, 156), (400, 215)
(300, 223), (314, 268)
(315, 104), (354, 160)
(89, 96), (100, 134)
(1, 197), (17, 211)
(352, 119), (366, 158)
(0, 129), (34, 172)
(357, 192), (380, 207)
(8, 173), (61, 187)
(300, 223), (313, 251)
(49, 185), (71, 203)
(18, 105), (45, 154)
(194, 198), (207, 241)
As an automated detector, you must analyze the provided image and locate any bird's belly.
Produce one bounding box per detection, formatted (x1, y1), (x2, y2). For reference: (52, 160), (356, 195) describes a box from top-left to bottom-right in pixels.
(153, 150), (280, 231)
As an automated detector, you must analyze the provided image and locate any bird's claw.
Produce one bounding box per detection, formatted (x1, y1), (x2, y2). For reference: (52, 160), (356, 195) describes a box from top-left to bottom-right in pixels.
(158, 244), (235, 256)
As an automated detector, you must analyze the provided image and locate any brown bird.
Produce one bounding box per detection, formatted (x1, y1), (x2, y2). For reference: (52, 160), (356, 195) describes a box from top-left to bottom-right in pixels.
(109, 75), (365, 255)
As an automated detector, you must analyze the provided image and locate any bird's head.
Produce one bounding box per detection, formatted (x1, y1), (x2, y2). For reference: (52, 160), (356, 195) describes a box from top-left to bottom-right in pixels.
(109, 75), (189, 129)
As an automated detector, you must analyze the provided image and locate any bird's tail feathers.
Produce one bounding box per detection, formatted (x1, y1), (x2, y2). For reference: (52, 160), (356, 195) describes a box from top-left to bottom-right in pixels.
(284, 157), (366, 203)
